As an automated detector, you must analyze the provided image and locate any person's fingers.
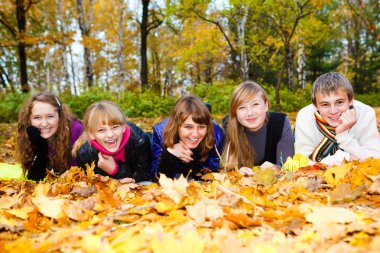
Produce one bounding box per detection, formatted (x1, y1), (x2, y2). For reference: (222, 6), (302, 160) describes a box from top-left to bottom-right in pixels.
(179, 140), (191, 151)
(119, 177), (135, 184)
(99, 153), (112, 160)
(181, 154), (193, 163)
(239, 167), (254, 176)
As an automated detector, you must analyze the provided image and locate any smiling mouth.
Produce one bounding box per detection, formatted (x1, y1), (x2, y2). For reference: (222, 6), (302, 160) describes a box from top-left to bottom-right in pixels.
(105, 140), (117, 145)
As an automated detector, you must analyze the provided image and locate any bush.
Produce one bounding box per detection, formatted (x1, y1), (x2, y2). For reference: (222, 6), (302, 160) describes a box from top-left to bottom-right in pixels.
(0, 92), (29, 123)
(61, 87), (114, 119)
(355, 93), (380, 107)
(0, 84), (378, 123)
(191, 80), (236, 115)
(191, 81), (312, 114)
(118, 90), (175, 118)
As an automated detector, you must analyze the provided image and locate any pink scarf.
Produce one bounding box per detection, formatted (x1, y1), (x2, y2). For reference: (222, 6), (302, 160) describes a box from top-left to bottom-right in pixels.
(89, 127), (130, 163)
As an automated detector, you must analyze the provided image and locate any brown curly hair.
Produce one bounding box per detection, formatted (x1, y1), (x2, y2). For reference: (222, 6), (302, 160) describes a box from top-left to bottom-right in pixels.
(15, 92), (75, 176)
(162, 96), (214, 162)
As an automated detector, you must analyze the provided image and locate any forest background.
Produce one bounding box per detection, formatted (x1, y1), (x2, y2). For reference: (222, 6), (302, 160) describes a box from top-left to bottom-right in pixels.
(1, 2), (380, 251)
(0, 0), (379, 123)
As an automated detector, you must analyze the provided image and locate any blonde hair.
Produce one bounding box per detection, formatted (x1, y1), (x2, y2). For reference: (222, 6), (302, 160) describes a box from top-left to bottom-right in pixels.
(163, 96), (214, 162)
(15, 92), (75, 175)
(222, 81), (269, 169)
(72, 100), (126, 156)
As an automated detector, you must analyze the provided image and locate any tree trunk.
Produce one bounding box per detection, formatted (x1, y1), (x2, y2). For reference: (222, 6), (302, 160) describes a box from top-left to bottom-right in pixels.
(285, 43), (294, 91)
(152, 49), (161, 93)
(237, 6), (249, 81)
(164, 68), (173, 97)
(55, 0), (70, 92)
(275, 59), (286, 112)
(140, 0), (149, 91)
(68, 45), (78, 95)
(297, 45), (306, 89)
(76, 0), (94, 88)
(117, 0), (126, 90)
(16, 0), (29, 93)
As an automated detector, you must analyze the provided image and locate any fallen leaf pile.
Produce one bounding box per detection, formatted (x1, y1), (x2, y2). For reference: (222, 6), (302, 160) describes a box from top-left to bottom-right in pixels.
(1, 159), (380, 252)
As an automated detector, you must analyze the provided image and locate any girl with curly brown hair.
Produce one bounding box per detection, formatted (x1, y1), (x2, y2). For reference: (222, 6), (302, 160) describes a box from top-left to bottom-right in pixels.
(15, 92), (83, 181)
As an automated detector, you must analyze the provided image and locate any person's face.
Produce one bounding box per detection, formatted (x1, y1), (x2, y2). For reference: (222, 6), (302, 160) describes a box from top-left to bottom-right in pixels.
(88, 121), (126, 152)
(315, 88), (353, 127)
(236, 93), (268, 131)
(30, 101), (59, 139)
(178, 115), (207, 149)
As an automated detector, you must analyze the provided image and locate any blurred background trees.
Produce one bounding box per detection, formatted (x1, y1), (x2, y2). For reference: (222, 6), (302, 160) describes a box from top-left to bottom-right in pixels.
(0, 0), (378, 115)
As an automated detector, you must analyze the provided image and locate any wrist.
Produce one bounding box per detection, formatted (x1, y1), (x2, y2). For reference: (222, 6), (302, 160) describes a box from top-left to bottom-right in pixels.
(108, 163), (118, 176)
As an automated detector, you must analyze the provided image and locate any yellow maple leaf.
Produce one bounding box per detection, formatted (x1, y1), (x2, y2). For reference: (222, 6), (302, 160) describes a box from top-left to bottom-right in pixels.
(5, 206), (34, 220)
(282, 153), (309, 172)
(324, 163), (352, 186)
(159, 174), (189, 204)
(151, 232), (204, 253)
(31, 183), (66, 219)
(81, 234), (114, 253)
(252, 169), (277, 186)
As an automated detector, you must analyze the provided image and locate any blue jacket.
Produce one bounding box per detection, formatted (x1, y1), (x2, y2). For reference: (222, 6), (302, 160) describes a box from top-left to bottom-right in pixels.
(151, 118), (224, 179)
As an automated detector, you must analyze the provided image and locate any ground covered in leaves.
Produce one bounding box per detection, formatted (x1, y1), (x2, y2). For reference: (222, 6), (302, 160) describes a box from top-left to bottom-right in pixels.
(1, 160), (380, 252)
(1, 110), (380, 252)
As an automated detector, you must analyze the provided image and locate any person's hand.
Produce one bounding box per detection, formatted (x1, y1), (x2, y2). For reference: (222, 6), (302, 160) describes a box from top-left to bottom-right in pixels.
(260, 161), (276, 170)
(239, 167), (254, 176)
(167, 141), (194, 163)
(335, 107), (356, 134)
(97, 153), (116, 174)
(320, 150), (351, 166)
(119, 177), (135, 184)
(26, 126), (48, 154)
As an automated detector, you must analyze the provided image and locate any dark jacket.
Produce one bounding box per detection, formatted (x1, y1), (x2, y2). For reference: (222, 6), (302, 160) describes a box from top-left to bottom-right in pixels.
(76, 122), (152, 182)
(27, 119), (84, 181)
(222, 112), (289, 165)
(151, 118), (225, 180)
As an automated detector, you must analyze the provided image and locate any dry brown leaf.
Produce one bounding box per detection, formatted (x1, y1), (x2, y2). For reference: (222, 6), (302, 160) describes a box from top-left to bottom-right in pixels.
(224, 212), (261, 228)
(329, 183), (366, 202)
(368, 175), (380, 194)
(0, 190), (24, 209)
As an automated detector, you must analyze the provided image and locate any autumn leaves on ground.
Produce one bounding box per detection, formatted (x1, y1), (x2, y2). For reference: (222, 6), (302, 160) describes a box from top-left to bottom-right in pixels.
(0, 110), (380, 252)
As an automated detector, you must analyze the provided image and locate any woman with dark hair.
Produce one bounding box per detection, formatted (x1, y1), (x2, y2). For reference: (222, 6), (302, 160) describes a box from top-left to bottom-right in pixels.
(151, 96), (224, 180)
(15, 92), (83, 181)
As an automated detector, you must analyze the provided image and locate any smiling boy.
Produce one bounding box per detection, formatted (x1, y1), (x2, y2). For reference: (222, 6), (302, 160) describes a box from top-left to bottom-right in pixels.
(295, 72), (380, 165)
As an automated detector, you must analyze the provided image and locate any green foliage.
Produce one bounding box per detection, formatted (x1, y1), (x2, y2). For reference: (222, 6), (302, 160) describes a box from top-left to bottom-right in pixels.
(276, 86), (312, 112)
(118, 90), (175, 118)
(355, 93), (380, 107)
(0, 83), (378, 123)
(192, 82), (312, 114)
(0, 92), (29, 123)
(61, 87), (114, 119)
(190, 80), (236, 114)
(57, 88), (175, 120)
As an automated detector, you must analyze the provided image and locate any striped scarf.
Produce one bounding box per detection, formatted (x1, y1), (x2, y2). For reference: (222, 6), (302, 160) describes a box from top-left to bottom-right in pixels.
(309, 111), (339, 162)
